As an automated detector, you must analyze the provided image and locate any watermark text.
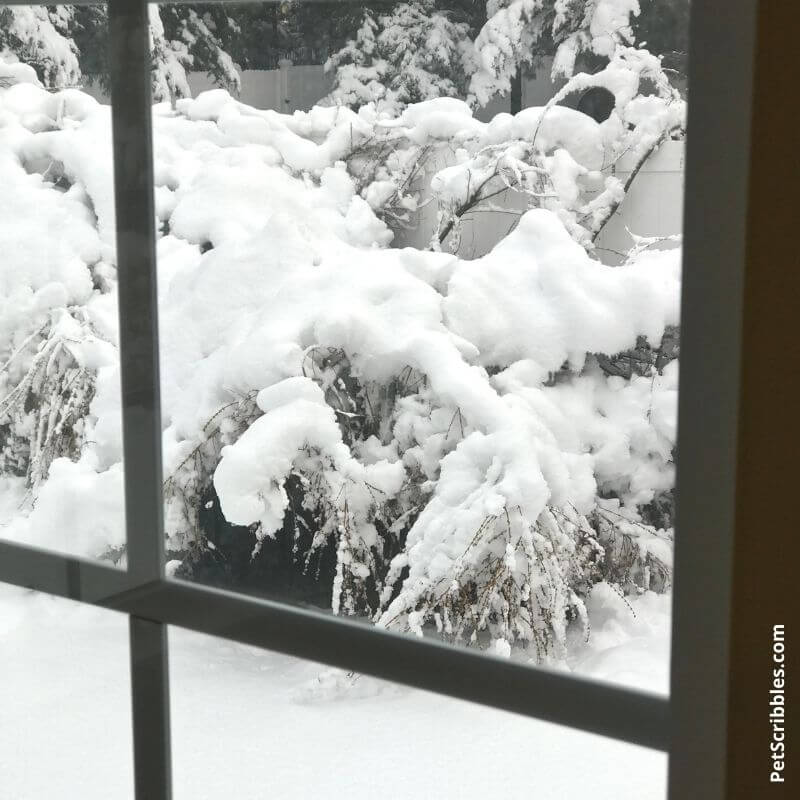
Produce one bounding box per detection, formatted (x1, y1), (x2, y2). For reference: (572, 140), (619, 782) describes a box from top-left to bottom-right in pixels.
(770, 623), (786, 783)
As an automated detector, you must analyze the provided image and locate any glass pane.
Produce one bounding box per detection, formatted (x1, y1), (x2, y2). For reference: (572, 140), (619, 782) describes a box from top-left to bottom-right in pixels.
(0, 5), (126, 564)
(170, 626), (666, 799)
(153, 0), (685, 694)
(0, 583), (133, 797)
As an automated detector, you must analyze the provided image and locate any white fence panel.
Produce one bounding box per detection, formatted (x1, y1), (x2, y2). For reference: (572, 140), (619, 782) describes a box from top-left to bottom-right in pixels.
(392, 141), (685, 264)
(594, 142), (685, 263)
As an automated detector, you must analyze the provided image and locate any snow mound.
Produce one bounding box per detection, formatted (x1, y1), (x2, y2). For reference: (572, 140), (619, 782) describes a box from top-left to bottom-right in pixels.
(1, 81), (680, 661)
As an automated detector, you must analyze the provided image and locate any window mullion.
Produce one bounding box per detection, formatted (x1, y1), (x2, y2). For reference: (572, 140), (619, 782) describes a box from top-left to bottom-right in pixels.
(108, 2), (172, 798)
(129, 617), (173, 800)
(108, 0), (164, 584)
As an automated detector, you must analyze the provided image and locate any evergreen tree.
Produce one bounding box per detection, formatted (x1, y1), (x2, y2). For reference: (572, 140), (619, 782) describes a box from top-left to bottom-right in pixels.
(326, 1), (474, 113)
(632, 0), (689, 80)
(468, 0), (642, 106)
(1, 4), (240, 100)
(0, 5), (80, 88)
(158, 4), (241, 95)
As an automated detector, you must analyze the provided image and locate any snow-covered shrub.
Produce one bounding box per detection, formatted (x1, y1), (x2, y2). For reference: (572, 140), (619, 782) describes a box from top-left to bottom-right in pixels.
(0, 80), (680, 662)
(0, 309), (99, 495)
(0, 83), (122, 556)
(325, 1), (474, 115)
(330, 45), (683, 253)
(324, 2), (684, 256)
(432, 45), (685, 250)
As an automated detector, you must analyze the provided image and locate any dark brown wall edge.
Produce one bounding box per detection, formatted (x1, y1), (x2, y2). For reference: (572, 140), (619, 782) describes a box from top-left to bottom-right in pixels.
(727, 0), (798, 796)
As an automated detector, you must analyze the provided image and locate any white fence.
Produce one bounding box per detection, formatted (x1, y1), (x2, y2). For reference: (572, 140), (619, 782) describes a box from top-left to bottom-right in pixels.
(189, 65), (333, 113)
(594, 142), (684, 262)
(83, 61), (562, 115)
(393, 140), (685, 263)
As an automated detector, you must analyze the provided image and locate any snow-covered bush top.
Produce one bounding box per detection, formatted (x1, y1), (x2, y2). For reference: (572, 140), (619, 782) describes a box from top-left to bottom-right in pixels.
(1, 79), (678, 660)
(332, 46), (684, 249)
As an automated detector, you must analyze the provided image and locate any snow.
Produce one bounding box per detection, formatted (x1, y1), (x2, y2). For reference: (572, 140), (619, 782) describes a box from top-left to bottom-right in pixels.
(444, 212), (680, 372)
(585, 1), (641, 59)
(2, 75), (677, 662)
(0, 584), (668, 800)
(1, 460), (125, 559)
(214, 377), (405, 536)
(0, 56), (40, 89)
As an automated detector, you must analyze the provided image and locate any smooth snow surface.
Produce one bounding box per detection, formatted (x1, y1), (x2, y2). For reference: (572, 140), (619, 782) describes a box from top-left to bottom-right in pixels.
(0, 585), (668, 800)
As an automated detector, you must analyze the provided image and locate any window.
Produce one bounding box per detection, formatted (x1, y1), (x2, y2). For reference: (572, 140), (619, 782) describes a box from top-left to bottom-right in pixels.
(0, 2), (779, 800)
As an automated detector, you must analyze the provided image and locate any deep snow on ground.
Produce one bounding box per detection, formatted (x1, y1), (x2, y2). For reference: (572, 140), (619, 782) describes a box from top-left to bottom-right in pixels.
(0, 585), (668, 800)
